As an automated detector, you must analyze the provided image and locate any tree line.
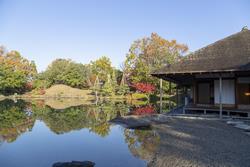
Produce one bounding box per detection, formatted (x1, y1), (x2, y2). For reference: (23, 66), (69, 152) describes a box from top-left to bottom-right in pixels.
(0, 33), (188, 96)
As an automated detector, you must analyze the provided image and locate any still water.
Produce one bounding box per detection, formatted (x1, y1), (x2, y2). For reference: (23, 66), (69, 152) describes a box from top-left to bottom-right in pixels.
(0, 99), (164, 167)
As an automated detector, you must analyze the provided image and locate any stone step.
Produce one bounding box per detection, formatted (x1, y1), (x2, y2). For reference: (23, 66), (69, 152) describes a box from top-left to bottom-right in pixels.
(234, 124), (250, 132)
(226, 120), (244, 125)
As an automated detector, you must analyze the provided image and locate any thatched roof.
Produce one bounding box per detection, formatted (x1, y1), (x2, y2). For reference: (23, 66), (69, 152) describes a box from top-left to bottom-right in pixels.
(152, 28), (250, 76)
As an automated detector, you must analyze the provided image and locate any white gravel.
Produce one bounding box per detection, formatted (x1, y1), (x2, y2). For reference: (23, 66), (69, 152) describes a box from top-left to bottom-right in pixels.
(147, 117), (250, 167)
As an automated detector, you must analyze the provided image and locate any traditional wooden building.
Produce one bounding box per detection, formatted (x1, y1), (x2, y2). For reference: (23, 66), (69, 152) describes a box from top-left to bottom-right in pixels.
(152, 28), (250, 115)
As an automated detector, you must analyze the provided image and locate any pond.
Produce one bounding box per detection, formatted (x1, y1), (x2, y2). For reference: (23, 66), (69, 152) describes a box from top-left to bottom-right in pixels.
(0, 99), (169, 167)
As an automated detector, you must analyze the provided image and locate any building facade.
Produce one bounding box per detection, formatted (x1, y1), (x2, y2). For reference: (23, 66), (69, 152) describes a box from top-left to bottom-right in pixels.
(152, 28), (250, 111)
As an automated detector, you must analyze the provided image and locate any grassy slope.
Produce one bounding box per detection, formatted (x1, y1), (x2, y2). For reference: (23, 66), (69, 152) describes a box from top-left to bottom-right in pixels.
(44, 84), (94, 98)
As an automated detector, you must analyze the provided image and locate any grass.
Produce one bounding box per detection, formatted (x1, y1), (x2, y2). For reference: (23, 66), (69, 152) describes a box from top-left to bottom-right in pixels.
(44, 84), (95, 98)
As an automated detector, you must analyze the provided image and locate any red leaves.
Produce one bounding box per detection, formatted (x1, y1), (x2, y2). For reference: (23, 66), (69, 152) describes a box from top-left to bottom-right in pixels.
(132, 82), (155, 93)
(25, 82), (33, 90)
(131, 105), (156, 115)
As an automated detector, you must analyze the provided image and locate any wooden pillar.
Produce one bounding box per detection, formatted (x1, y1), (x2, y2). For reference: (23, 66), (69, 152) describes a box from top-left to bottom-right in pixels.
(219, 75), (223, 119)
(160, 79), (163, 113)
(235, 78), (238, 109)
(193, 82), (197, 104)
(169, 82), (172, 110)
(176, 86), (179, 107)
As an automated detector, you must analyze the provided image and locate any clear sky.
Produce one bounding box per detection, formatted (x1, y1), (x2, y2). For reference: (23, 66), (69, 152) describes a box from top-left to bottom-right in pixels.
(0, 0), (249, 72)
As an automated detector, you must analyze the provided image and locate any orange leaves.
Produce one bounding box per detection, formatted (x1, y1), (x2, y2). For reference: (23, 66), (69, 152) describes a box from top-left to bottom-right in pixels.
(0, 50), (37, 77)
(124, 32), (189, 85)
(150, 32), (188, 54)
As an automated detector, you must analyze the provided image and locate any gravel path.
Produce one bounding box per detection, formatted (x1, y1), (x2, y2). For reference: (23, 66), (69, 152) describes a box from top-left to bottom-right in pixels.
(148, 117), (250, 167)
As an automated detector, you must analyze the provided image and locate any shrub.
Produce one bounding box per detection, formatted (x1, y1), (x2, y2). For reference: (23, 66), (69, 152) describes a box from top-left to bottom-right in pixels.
(131, 93), (148, 100)
(131, 105), (156, 115)
(132, 82), (155, 94)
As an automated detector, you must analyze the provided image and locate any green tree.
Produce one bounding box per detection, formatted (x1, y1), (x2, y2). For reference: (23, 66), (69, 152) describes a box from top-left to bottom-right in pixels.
(92, 76), (101, 98)
(32, 74), (51, 90)
(111, 70), (119, 93)
(41, 59), (88, 88)
(0, 48), (37, 95)
(124, 33), (188, 92)
(90, 56), (113, 82)
(0, 65), (27, 94)
(101, 74), (114, 96)
(117, 73), (130, 95)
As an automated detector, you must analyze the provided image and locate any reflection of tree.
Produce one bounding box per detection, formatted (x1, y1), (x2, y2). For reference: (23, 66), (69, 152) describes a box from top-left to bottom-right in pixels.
(124, 129), (160, 161)
(0, 99), (155, 143)
(0, 99), (35, 143)
(130, 105), (156, 115)
(36, 107), (89, 134)
(90, 122), (110, 137)
(32, 101), (130, 137)
(0, 135), (3, 146)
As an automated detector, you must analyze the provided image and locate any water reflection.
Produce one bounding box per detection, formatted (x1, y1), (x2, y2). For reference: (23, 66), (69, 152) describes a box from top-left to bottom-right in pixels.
(0, 98), (160, 167)
(0, 99), (163, 142)
(124, 128), (160, 161)
(0, 99), (35, 143)
(130, 105), (156, 115)
(0, 99), (163, 140)
(32, 101), (130, 136)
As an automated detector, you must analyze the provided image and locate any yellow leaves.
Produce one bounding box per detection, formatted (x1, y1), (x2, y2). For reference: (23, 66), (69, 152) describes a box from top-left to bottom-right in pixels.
(0, 49), (37, 78)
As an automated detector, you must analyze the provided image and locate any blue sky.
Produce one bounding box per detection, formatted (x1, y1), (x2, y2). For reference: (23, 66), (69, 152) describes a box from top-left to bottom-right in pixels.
(0, 0), (249, 72)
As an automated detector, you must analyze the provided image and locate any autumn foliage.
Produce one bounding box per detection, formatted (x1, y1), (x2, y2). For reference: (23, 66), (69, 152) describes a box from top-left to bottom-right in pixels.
(124, 33), (188, 86)
(0, 47), (37, 95)
(25, 82), (33, 90)
(131, 105), (156, 115)
(132, 82), (155, 93)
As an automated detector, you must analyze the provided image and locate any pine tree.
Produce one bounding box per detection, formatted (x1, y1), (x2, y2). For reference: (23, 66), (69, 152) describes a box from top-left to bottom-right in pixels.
(102, 74), (114, 96)
(117, 73), (130, 95)
(93, 76), (101, 98)
(111, 70), (119, 94)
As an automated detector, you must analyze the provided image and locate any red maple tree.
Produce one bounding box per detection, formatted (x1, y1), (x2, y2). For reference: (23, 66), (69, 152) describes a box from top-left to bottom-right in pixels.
(132, 82), (155, 93)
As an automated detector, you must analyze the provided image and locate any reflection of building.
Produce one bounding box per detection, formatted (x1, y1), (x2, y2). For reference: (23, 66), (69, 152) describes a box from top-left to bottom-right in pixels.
(153, 28), (250, 116)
